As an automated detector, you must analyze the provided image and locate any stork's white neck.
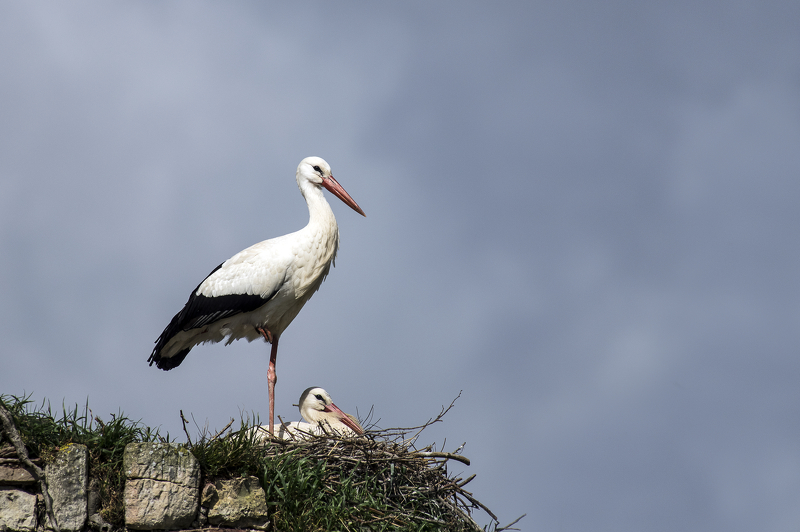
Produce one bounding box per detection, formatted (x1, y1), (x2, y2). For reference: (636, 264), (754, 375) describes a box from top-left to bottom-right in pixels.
(291, 179), (340, 296)
(301, 181), (338, 232)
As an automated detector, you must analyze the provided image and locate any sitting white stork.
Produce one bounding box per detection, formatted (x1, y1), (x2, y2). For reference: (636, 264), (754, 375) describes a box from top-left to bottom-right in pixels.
(148, 157), (365, 435)
(259, 386), (364, 440)
(297, 386), (364, 436)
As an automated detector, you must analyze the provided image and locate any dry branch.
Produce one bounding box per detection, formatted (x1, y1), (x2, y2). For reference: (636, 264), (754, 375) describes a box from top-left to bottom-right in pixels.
(0, 401), (61, 532)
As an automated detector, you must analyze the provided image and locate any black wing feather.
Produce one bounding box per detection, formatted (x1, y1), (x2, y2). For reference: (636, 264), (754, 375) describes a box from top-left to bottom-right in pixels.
(148, 262), (275, 370)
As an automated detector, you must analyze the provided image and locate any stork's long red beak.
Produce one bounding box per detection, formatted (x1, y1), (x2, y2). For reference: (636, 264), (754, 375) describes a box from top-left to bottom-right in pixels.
(324, 402), (364, 434)
(322, 175), (366, 217)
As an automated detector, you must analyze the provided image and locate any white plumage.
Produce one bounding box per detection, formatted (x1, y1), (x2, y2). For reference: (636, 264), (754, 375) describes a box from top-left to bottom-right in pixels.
(298, 386), (364, 435)
(149, 157), (365, 434)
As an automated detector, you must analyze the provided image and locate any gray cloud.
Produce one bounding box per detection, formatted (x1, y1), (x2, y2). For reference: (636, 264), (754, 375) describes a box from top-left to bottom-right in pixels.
(2, 2), (800, 530)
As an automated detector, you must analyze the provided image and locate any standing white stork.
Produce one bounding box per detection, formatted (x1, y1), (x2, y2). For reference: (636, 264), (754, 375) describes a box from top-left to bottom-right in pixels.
(148, 156), (365, 435)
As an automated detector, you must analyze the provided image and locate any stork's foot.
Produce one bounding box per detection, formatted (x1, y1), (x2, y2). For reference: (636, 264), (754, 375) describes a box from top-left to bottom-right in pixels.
(257, 326), (274, 344)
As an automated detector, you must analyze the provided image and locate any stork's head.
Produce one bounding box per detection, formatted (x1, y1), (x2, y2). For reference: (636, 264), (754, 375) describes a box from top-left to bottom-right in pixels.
(298, 386), (364, 435)
(297, 157), (366, 216)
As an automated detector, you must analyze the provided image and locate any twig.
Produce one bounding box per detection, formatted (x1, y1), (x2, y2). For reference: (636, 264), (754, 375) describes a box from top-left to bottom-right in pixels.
(406, 391), (463, 442)
(496, 513), (526, 531)
(460, 490), (498, 522)
(210, 418), (235, 441)
(180, 410), (192, 447)
(457, 474), (476, 487)
(0, 401), (61, 532)
(414, 451), (471, 466)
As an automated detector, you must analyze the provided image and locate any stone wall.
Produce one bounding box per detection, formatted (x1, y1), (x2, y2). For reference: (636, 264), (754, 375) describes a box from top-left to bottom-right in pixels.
(0, 443), (269, 532)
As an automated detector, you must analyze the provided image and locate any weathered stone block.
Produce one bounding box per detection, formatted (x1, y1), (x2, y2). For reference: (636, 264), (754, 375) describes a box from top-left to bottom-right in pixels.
(45, 444), (88, 532)
(123, 443), (199, 530)
(0, 460), (37, 485)
(123, 443), (198, 487)
(203, 476), (269, 530)
(0, 487), (37, 532)
(123, 478), (199, 530)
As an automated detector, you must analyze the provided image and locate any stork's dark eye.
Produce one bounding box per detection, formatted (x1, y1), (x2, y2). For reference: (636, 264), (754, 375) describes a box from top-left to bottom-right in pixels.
(315, 394), (324, 401)
(313, 165), (322, 173)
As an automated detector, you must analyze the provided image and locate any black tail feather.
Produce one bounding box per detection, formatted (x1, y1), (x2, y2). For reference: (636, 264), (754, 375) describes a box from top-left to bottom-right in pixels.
(149, 346), (191, 370)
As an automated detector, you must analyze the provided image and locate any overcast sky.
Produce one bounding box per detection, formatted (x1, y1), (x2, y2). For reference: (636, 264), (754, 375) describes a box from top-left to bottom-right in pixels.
(2, 2), (800, 530)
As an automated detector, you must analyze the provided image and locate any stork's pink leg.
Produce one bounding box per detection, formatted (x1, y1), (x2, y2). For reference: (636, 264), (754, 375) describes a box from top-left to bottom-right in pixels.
(257, 327), (278, 436)
(267, 337), (278, 435)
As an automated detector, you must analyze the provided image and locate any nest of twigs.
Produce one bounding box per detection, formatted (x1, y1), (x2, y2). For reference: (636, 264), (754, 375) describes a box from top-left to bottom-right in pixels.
(267, 399), (492, 530)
